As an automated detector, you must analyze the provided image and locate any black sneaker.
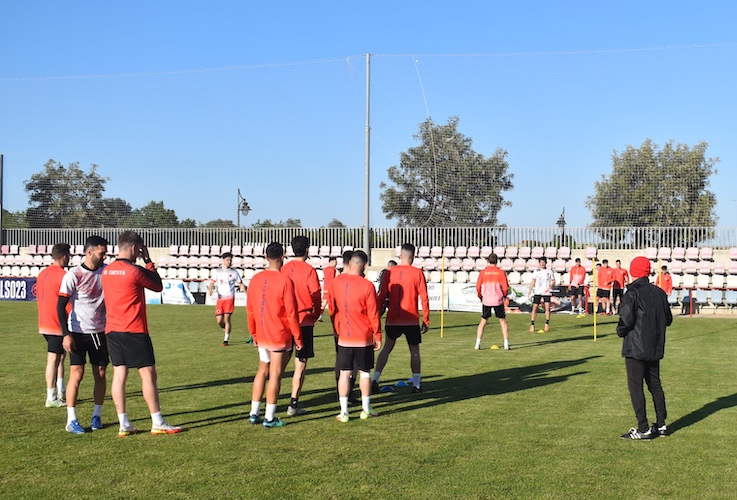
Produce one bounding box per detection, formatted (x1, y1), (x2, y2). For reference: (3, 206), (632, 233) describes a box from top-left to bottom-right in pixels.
(411, 386), (423, 394)
(653, 423), (668, 436)
(621, 427), (656, 440)
(371, 380), (380, 395)
(221, 341), (229, 347)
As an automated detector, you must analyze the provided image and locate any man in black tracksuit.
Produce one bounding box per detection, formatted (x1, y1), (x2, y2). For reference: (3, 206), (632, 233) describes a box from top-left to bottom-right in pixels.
(617, 256), (673, 440)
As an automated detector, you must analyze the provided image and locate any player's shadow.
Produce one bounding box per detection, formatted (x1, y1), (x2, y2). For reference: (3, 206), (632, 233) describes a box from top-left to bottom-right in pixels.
(514, 334), (612, 349)
(667, 392), (737, 435)
(372, 356), (600, 416)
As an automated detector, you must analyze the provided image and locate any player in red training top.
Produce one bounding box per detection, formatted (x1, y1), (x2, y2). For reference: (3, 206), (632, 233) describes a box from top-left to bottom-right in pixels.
(567, 258), (588, 316)
(655, 265), (673, 296)
(36, 243), (71, 408)
(329, 250), (381, 422)
(319, 256), (337, 320)
(207, 252), (246, 346)
(373, 243), (430, 394)
(611, 259), (630, 314)
(59, 236), (109, 435)
(281, 235), (322, 416)
(475, 253), (510, 350)
(246, 242), (303, 428)
(101, 231), (181, 437)
(597, 260), (615, 315)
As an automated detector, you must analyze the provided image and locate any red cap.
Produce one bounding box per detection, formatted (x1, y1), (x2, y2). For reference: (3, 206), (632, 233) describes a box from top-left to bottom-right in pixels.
(630, 256), (651, 278)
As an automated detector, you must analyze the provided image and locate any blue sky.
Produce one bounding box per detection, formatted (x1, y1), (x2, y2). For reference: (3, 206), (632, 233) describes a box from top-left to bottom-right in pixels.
(2, 1), (736, 228)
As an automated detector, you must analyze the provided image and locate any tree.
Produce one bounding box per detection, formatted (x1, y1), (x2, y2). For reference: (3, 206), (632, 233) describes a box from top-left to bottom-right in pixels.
(180, 218), (197, 228)
(88, 198), (132, 227)
(380, 117), (513, 226)
(1, 209), (27, 228)
(586, 139), (718, 246)
(252, 218), (302, 228)
(201, 218), (237, 228)
(124, 201), (179, 228)
(24, 159), (108, 228)
(327, 218), (346, 228)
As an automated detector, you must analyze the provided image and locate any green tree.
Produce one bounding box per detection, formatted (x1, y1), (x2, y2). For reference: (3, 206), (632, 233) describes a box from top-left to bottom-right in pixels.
(88, 197), (132, 227)
(24, 159), (108, 228)
(252, 218), (302, 228)
(586, 139), (718, 246)
(380, 117), (513, 226)
(327, 218), (346, 228)
(1, 209), (27, 228)
(202, 218), (237, 228)
(124, 201), (179, 228)
(180, 218), (197, 228)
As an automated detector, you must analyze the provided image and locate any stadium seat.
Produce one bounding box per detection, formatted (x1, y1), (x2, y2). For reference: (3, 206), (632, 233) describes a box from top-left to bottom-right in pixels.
(418, 246), (431, 258)
(725, 290), (737, 313)
(286, 246), (295, 258)
(531, 246), (544, 259)
(30, 266), (40, 277)
(699, 247), (714, 261)
(671, 247), (686, 261)
(187, 267), (199, 280)
(656, 247), (671, 261)
(424, 258), (437, 271)
(513, 258), (527, 272)
(1, 265), (10, 276)
(526, 259), (539, 271)
(319, 245), (330, 257)
(231, 245), (242, 256)
(558, 272), (570, 286)
(461, 258), (475, 272)
(467, 246), (480, 259)
(730, 248), (737, 261)
(507, 271), (521, 285)
(479, 246), (492, 259)
(697, 261), (711, 275)
(252, 256), (265, 269)
(198, 268), (211, 280)
(520, 272), (533, 285)
(232, 257), (243, 268)
(684, 260), (698, 275)
(412, 257), (424, 269)
(552, 259), (566, 273)
(32, 255), (43, 266)
(429, 271), (442, 283)
(468, 271), (480, 284)
(500, 258), (513, 272)
(544, 246), (557, 260)
(713, 261), (727, 275)
(449, 258), (462, 272)
(669, 273), (682, 289)
(330, 246), (342, 257)
(200, 245), (211, 256)
(442, 246), (455, 258)
(308, 257), (321, 268)
(221, 245), (231, 254)
(0, 245), (9, 255)
(582, 259), (593, 273)
(242, 245), (253, 256)
(518, 246), (531, 259)
(175, 245), (187, 256)
(37, 244), (47, 255)
(557, 246), (571, 260)
(493, 246), (505, 258)
(670, 260), (683, 274)
(505, 246), (518, 259)
(645, 247), (657, 260)
(455, 246), (468, 259)
(430, 246), (443, 258)
(27, 244), (36, 255)
(685, 247), (699, 261)
(711, 289), (726, 312)
(210, 245), (221, 257)
(667, 289), (680, 307)
(444, 271), (455, 283)
(394, 246), (401, 258)
(728, 262), (737, 275)
(454, 271), (468, 283)
(475, 258), (487, 271)
(726, 275), (737, 289)
(696, 274), (710, 289)
(42, 255), (52, 267)
(19, 265), (30, 277)
(252, 245), (264, 257)
(585, 246), (597, 259)
(305, 246), (317, 257)
(694, 290), (709, 309)
(681, 274), (696, 289)
(167, 245), (178, 256)
(712, 274), (725, 289)
(188, 245), (199, 256)
(73, 245), (84, 256)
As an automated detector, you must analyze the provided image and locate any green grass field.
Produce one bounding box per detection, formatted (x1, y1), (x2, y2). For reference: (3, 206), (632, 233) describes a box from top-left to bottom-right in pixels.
(1, 301), (736, 499)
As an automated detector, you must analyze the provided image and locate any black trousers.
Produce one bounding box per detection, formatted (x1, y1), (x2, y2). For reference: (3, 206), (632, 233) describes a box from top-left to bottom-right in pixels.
(625, 357), (667, 432)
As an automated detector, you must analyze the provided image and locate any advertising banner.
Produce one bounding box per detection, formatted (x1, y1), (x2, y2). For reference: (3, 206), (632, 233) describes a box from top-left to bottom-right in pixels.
(0, 277), (37, 302)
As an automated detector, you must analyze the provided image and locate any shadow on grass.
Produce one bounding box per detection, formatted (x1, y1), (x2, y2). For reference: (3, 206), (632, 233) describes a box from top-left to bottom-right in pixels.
(513, 334), (612, 350)
(667, 392), (737, 435)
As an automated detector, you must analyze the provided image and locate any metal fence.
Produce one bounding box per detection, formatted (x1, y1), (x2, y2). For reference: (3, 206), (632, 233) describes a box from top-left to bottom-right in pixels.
(2, 226), (737, 250)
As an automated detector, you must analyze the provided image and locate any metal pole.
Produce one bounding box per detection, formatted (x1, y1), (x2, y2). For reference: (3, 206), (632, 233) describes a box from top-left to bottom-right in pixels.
(363, 53), (371, 262)
(0, 154), (4, 247)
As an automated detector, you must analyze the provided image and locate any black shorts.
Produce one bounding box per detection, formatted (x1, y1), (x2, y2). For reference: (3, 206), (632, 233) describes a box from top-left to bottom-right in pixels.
(336, 345), (374, 373)
(44, 334), (64, 355)
(596, 289), (611, 298)
(107, 332), (156, 368)
(295, 326), (314, 360)
(68, 332), (109, 366)
(533, 295), (551, 304)
(612, 288), (624, 299)
(569, 286), (584, 297)
(481, 304), (506, 320)
(385, 325), (422, 345)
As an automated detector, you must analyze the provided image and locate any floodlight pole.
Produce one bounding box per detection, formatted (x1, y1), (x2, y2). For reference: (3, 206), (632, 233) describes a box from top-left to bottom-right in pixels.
(363, 53), (371, 262)
(0, 154), (4, 247)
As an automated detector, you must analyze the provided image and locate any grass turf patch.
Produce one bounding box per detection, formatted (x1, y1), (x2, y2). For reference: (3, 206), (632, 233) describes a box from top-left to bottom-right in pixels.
(1, 301), (736, 499)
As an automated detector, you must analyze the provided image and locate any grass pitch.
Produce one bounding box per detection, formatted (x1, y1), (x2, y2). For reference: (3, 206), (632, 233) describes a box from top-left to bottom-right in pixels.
(1, 301), (736, 499)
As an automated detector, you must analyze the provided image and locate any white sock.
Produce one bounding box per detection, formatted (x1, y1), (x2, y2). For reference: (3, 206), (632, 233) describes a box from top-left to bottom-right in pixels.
(412, 373), (421, 388)
(47, 388), (56, 401)
(57, 378), (65, 396)
(339, 397), (349, 415)
(265, 403), (277, 421)
(362, 396), (371, 414)
(250, 401), (261, 416)
(372, 371), (381, 383)
(93, 404), (103, 418)
(151, 411), (164, 427)
(224, 333), (230, 342)
(67, 407), (77, 424)
(475, 339), (481, 348)
(118, 413), (131, 428)
(504, 339), (509, 349)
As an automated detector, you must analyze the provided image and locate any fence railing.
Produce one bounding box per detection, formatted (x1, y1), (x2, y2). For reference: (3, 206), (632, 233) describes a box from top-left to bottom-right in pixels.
(2, 226), (737, 250)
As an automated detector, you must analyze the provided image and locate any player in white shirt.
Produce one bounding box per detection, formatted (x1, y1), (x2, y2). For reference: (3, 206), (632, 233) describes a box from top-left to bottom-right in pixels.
(529, 256), (556, 333)
(58, 236), (109, 434)
(207, 252), (246, 346)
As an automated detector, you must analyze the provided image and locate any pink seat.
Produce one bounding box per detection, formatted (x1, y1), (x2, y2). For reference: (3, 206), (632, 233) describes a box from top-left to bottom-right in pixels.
(188, 245), (199, 256)
(670, 261), (683, 274)
(685, 247), (699, 261)
(699, 247), (713, 261)
(729, 248), (737, 261)
(505, 246), (518, 259)
(330, 246), (342, 257)
(493, 246), (505, 258)
(28, 244), (37, 255)
(177, 245), (188, 256)
(698, 261), (711, 275)
(467, 246), (480, 259)
(417, 246), (431, 258)
(657, 247), (672, 261)
(221, 245), (231, 254)
(442, 246), (455, 258)
(449, 258), (462, 272)
(544, 246), (557, 260)
(645, 247), (657, 260)
(0, 245), (9, 255)
(684, 260), (697, 274)
(430, 246), (442, 258)
(553, 259), (566, 273)
(231, 245), (242, 256)
(199, 245), (210, 256)
(500, 258), (513, 272)
(513, 259), (527, 272)
(671, 247), (686, 261)
(518, 246), (531, 259)
(527, 259), (539, 271)
(252, 245), (264, 257)
(412, 257), (424, 269)
(728, 262), (737, 275)
(480, 246), (492, 259)
(454, 246), (467, 259)
(585, 247), (598, 259)
(242, 245), (253, 256)
(461, 258), (475, 272)
(242, 256), (253, 269)
(475, 258), (487, 271)
(307, 246), (319, 257)
(531, 247), (544, 259)
(713, 261), (726, 275)
(319, 246), (330, 257)
(423, 258), (437, 271)
(557, 246), (571, 260)
(210, 245), (221, 257)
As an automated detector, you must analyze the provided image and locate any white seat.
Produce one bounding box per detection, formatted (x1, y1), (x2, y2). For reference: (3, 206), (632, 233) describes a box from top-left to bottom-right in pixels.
(468, 271), (480, 284)
(454, 271), (468, 283)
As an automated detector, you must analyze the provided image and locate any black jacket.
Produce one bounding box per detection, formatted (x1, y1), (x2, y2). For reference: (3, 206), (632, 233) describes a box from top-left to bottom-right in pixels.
(616, 277), (673, 361)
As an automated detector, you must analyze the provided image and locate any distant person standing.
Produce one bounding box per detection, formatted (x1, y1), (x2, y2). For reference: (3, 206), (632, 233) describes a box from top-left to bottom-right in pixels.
(281, 236), (322, 416)
(529, 256), (555, 333)
(59, 236), (109, 434)
(373, 243), (429, 394)
(246, 242), (303, 428)
(207, 252), (246, 346)
(319, 256), (338, 320)
(567, 258), (587, 316)
(655, 266), (673, 296)
(101, 231), (181, 437)
(611, 259), (630, 314)
(36, 243), (71, 408)
(328, 250), (382, 422)
(475, 253), (510, 350)
(597, 259), (614, 315)
(617, 256), (672, 440)
(377, 260), (397, 313)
